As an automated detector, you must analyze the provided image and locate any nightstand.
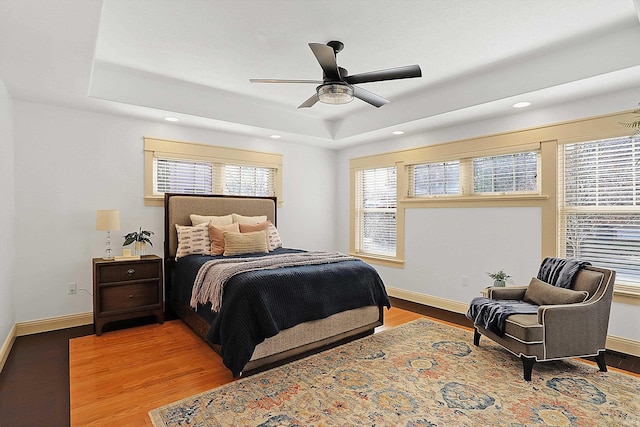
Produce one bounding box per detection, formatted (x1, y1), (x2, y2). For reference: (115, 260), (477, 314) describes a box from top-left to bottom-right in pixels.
(92, 255), (164, 335)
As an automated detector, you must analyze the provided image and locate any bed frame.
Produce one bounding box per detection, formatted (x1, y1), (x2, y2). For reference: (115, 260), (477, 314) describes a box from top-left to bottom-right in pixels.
(164, 193), (384, 376)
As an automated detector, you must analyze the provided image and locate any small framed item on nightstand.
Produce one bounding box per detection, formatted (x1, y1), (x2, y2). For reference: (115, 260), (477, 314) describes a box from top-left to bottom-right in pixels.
(92, 254), (163, 335)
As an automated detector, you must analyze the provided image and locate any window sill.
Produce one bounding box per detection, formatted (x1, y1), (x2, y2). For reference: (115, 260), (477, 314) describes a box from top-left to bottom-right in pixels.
(350, 253), (404, 269)
(144, 195), (284, 207)
(401, 194), (549, 205)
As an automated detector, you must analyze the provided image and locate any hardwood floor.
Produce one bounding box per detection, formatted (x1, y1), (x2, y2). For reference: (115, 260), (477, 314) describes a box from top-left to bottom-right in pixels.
(69, 306), (426, 427)
(1, 300), (637, 427)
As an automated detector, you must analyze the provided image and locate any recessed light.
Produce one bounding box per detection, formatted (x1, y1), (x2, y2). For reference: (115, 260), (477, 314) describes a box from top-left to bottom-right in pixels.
(164, 117), (179, 122)
(392, 130), (405, 135)
(270, 134), (282, 139)
(512, 102), (531, 108)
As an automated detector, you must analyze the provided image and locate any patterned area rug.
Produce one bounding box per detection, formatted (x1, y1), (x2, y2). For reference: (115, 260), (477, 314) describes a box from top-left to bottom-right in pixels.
(149, 318), (639, 426)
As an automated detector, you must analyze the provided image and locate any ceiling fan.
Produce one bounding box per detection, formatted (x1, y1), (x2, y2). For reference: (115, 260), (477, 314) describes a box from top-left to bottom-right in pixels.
(250, 40), (422, 109)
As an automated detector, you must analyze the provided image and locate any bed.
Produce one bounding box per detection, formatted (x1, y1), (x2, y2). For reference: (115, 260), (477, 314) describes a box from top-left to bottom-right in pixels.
(164, 193), (390, 377)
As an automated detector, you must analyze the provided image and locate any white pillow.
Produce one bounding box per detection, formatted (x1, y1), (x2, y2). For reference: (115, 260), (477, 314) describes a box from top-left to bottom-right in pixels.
(266, 222), (283, 250)
(175, 224), (211, 259)
(190, 214), (233, 226)
(231, 213), (268, 225)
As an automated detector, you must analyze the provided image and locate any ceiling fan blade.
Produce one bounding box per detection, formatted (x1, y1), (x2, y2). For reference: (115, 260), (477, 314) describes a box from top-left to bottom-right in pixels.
(298, 93), (319, 109)
(353, 86), (389, 108)
(345, 64), (422, 84)
(250, 79), (323, 84)
(308, 43), (340, 81)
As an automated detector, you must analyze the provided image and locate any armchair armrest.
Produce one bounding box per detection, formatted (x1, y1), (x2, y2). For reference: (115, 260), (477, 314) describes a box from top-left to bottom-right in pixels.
(538, 303), (608, 359)
(488, 286), (528, 300)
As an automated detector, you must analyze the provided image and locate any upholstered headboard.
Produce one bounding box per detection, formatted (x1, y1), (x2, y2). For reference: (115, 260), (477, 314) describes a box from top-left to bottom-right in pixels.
(164, 193), (277, 260)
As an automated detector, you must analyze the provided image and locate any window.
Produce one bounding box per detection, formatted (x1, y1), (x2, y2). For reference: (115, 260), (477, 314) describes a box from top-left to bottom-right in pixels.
(355, 166), (397, 257)
(406, 150), (539, 199)
(559, 135), (640, 284)
(155, 158), (213, 195)
(472, 151), (539, 195)
(144, 138), (282, 206)
(408, 161), (460, 197)
(154, 158), (275, 197)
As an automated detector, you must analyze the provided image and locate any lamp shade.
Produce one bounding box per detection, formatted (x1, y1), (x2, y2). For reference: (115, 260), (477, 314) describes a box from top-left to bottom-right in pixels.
(96, 209), (121, 231)
(317, 83), (354, 105)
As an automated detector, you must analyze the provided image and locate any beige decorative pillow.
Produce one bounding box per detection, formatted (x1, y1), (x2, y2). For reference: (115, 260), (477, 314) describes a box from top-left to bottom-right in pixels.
(523, 277), (589, 306)
(190, 214), (233, 226)
(231, 213), (268, 225)
(223, 231), (269, 256)
(175, 224), (211, 259)
(208, 222), (239, 255)
(239, 221), (282, 251)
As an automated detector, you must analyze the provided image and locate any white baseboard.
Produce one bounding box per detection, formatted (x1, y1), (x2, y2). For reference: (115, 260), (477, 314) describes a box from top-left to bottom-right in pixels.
(387, 286), (640, 358)
(607, 335), (640, 358)
(0, 323), (17, 374)
(15, 312), (94, 336)
(387, 286), (469, 314)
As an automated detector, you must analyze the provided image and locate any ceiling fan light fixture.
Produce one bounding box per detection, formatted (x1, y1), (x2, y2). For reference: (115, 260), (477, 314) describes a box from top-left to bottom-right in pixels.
(317, 83), (354, 105)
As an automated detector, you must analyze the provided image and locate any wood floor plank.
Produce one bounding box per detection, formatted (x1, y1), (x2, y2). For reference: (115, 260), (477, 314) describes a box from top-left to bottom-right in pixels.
(69, 307), (423, 426)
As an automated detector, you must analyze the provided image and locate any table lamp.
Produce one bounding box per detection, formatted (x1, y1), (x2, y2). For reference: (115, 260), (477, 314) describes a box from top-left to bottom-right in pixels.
(96, 209), (121, 260)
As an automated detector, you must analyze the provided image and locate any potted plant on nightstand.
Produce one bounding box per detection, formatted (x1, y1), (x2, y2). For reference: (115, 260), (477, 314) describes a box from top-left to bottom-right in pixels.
(488, 270), (510, 287)
(123, 227), (154, 256)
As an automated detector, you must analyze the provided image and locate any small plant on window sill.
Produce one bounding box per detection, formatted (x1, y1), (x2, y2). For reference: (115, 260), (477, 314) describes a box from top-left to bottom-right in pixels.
(487, 270), (511, 287)
(123, 227), (154, 255)
(620, 103), (640, 136)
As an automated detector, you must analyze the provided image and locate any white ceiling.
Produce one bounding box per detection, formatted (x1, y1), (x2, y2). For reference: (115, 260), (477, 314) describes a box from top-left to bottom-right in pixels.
(1, 0), (640, 149)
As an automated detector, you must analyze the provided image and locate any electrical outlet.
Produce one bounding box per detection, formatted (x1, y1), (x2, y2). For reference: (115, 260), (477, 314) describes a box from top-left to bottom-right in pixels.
(461, 276), (469, 287)
(67, 282), (77, 295)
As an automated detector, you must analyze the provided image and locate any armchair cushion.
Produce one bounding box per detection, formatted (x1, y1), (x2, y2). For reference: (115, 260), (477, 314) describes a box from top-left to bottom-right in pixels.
(523, 277), (589, 306)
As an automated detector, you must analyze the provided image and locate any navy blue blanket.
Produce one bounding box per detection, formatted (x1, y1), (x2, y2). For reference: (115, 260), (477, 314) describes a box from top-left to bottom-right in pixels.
(172, 248), (390, 376)
(466, 297), (538, 337)
(537, 257), (591, 289)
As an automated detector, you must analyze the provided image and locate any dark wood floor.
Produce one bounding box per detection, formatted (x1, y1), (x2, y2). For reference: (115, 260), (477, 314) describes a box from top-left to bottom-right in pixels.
(1, 299), (638, 427)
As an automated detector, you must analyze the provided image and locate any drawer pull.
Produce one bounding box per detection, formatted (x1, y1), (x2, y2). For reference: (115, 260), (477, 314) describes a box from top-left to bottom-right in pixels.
(129, 294), (133, 298)
(127, 269), (135, 275)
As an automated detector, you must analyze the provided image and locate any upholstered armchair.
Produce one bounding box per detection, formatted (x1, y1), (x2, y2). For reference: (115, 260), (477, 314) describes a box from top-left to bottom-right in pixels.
(470, 263), (616, 381)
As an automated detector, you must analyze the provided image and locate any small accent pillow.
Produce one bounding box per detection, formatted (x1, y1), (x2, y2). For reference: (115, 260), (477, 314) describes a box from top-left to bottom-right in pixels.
(190, 214), (233, 226)
(175, 224), (211, 259)
(266, 222), (283, 250)
(523, 277), (589, 306)
(231, 213), (268, 225)
(208, 222), (240, 255)
(223, 230), (269, 256)
(239, 221), (282, 251)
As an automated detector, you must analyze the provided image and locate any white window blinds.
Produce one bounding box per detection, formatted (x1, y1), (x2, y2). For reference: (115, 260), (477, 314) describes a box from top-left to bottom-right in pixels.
(154, 158), (276, 198)
(473, 151), (539, 194)
(355, 166), (397, 257)
(559, 135), (640, 284)
(155, 158), (213, 195)
(408, 161), (460, 197)
(223, 164), (276, 197)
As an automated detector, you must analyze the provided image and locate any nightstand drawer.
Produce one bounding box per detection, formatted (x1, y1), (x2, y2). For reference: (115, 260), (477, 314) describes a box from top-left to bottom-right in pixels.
(98, 261), (160, 283)
(99, 282), (160, 312)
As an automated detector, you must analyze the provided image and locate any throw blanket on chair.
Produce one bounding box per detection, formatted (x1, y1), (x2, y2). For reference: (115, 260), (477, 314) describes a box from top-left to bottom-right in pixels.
(191, 251), (358, 312)
(537, 257), (591, 289)
(466, 297), (538, 337)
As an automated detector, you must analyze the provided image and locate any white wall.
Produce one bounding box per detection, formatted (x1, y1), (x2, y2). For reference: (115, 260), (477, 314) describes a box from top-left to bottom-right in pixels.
(11, 100), (337, 323)
(336, 88), (640, 343)
(0, 78), (15, 346)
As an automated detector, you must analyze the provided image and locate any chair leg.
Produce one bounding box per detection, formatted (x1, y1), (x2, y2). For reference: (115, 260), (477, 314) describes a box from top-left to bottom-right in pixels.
(595, 350), (608, 372)
(520, 355), (536, 381)
(473, 328), (481, 346)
